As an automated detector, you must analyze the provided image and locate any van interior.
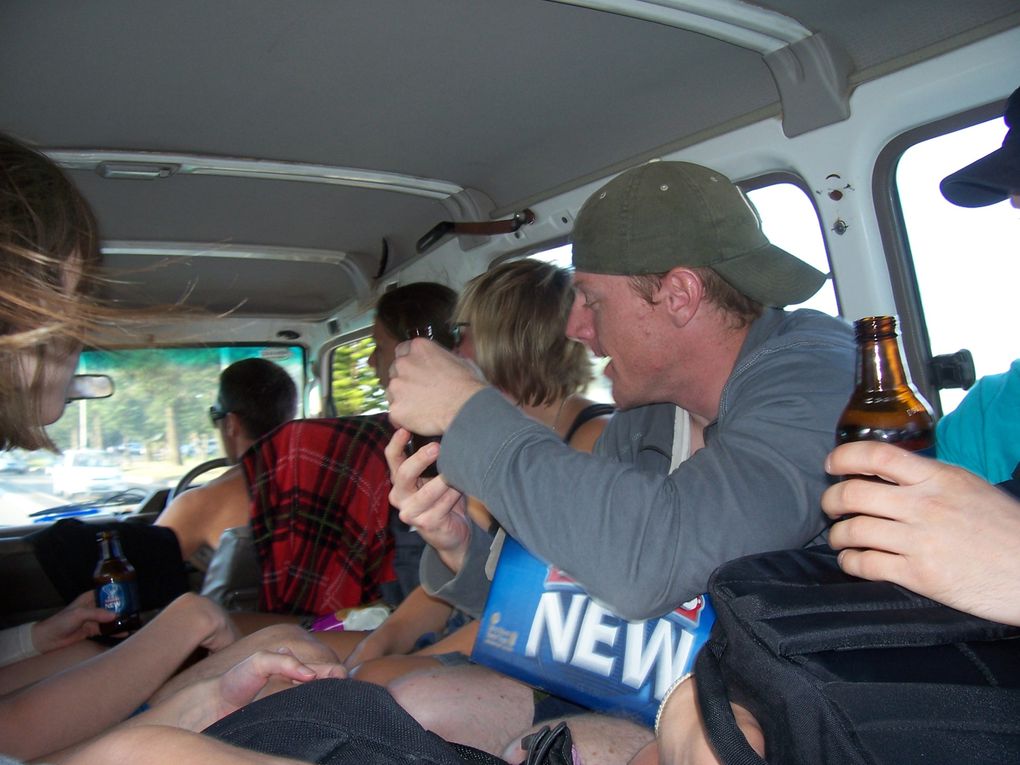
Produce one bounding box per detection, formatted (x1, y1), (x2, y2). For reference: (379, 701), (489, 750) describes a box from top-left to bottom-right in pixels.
(1, 0), (1018, 645)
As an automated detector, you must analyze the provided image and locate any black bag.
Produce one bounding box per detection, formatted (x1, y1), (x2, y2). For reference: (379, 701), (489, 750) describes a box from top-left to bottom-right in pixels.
(28, 518), (189, 611)
(204, 679), (504, 764)
(694, 545), (1020, 765)
(205, 679), (576, 765)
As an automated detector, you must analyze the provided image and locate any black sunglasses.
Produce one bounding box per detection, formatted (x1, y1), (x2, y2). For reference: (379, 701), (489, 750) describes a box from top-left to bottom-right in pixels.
(208, 405), (228, 426)
(450, 322), (470, 348)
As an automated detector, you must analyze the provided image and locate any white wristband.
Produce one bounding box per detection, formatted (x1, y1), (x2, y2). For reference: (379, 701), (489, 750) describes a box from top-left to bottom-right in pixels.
(0, 622), (40, 669)
(654, 672), (693, 736)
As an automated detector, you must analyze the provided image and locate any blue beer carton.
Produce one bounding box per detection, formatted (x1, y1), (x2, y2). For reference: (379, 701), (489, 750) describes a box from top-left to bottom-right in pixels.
(471, 536), (715, 726)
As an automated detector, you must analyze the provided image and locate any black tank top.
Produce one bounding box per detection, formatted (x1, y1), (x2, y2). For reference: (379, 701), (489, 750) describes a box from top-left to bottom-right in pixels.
(562, 402), (615, 444)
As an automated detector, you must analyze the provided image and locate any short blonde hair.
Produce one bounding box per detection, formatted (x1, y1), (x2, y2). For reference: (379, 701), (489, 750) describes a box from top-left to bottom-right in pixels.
(455, 259), (591, 407)
(1, 132), (108, 450)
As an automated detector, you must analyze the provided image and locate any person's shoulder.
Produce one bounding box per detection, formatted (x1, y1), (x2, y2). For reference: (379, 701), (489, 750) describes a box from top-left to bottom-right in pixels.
(742, 308), (854, 361)
(177, 466), (247, 507)
(204, 465), (247, 491)
(566, 401), (614, 453)
(772, 308), (852, 341)
(599, 402), (674, 447)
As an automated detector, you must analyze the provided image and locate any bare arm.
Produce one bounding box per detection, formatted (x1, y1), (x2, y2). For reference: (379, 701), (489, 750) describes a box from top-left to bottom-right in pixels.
(344, 585), (454, 669)
(652, 678), (764, 765)
(0, 593), (238, 761)
(154, 467), (249, 559)
(57, 651), (346, 765)
(62, 725), (310, 765)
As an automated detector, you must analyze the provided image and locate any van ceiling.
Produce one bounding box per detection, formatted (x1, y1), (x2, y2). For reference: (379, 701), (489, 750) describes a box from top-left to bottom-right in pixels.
(2, 0), (1018, 319)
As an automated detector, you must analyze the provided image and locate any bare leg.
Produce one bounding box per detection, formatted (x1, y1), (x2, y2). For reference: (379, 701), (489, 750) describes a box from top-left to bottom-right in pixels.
(628, 742), (658, 765)
(149, 623), (338, 705)
(0, 639), (107, 694)
(502, 714), (653, 765)
(389, 664), (534, 756)
(301, 630), (367, 664)
(228, 612), (303, 636)
(349, 654), (444, 686)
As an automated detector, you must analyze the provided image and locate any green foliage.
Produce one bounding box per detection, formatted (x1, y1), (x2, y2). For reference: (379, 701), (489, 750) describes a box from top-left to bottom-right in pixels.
(46, 346), (305, 457)
(331, 337), (387, 415)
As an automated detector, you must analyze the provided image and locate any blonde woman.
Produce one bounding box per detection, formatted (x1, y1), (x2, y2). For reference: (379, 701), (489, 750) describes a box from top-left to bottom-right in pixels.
(346, 259), (612, 692)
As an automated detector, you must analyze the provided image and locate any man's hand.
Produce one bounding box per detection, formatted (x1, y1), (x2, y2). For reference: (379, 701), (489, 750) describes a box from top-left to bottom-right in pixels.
(385, 338), (486, 435)
(342, 629), (389, 670)
(141, 649), (347, 732)
(823, 441), (1020, 626)
(385, 429), (472, 573)
(31, 591), (117, 654)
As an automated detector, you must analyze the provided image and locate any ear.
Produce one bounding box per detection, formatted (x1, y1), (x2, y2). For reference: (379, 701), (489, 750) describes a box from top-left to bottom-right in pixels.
(223, 411), (242, 440)
(659, 267), (704, 327)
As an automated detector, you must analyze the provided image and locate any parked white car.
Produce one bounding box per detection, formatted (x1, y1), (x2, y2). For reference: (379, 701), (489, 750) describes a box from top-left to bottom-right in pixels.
(50, 449), (124, 498)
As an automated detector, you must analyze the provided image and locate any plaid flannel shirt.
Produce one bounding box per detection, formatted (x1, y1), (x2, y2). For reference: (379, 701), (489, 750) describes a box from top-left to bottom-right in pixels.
(241, 415), (396, 616)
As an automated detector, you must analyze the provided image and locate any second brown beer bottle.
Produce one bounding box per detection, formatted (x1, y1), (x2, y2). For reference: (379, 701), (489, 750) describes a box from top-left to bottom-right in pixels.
(404, 323), (441, 478)
(836, 315), (935, 455)
(93, 529), (143, 636)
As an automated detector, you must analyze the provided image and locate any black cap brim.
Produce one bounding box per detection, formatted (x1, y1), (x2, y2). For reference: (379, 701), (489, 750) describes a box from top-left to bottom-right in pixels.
(940, 142), (1020, 207)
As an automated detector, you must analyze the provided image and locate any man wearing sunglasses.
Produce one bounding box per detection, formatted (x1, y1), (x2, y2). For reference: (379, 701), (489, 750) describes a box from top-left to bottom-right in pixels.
(156, 357), (298, 561)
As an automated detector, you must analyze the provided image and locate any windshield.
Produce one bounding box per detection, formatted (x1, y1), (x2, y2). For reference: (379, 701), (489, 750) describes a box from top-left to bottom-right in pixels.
(0, 345), (304, 528)
(68, 451), (120, 468)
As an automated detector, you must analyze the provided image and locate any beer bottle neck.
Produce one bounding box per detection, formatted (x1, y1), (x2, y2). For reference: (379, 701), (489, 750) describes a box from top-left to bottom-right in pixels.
(98, 532), (124, 560)
(855, 336), (911, 391)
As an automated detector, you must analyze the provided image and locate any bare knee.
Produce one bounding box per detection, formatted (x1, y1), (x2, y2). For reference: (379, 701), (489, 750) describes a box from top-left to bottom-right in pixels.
(389, 665), (535, 756)
(350, 654), (441, 687)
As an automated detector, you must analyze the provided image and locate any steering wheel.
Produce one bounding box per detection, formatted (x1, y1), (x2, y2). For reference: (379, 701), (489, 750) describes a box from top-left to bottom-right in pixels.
(168, 457), (229, 503)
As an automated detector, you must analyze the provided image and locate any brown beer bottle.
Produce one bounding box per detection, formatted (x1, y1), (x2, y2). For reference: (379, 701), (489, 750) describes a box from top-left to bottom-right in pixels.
(404, 323), (440, 478)
(836, 316), (935, 454)
(93, 530), (143, 635)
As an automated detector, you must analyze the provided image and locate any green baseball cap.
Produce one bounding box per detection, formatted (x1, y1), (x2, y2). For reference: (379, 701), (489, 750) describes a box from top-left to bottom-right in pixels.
(571, 161), (826, 308)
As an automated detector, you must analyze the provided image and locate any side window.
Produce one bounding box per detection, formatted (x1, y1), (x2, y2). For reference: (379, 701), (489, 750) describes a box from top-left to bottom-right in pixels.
(895, 117), (1015, 413)
(529, 178), (836, 405)
(744, 183), (838, 316)
(533, 181), (837, 317)
(329, 337), (387, 415)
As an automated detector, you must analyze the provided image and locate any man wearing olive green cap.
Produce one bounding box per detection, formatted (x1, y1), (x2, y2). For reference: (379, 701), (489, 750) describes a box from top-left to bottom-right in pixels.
(383, 161), (855, 758)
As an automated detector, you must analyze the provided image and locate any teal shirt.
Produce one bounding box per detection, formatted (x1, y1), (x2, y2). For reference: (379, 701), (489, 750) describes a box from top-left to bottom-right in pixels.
(936, 359), (1020, 484)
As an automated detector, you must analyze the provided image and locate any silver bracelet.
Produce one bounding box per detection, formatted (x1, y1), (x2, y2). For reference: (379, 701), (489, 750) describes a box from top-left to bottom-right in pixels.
(654, 672), (693, 736)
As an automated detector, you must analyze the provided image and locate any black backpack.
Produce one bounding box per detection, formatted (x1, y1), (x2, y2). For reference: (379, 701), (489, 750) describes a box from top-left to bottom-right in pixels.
(205, 678), (576, 765)
(694, 546), (1020, 765)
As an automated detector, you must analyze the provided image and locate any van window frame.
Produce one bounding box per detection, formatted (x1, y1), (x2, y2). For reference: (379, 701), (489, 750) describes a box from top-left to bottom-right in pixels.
(872, 98), (1007, 415)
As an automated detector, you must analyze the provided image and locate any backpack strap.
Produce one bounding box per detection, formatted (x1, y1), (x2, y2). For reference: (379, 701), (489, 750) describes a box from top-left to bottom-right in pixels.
(694, 647), (767, 765)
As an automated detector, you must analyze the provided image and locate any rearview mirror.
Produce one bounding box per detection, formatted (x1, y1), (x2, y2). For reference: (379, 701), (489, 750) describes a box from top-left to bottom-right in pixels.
(65, 374), (114, 401)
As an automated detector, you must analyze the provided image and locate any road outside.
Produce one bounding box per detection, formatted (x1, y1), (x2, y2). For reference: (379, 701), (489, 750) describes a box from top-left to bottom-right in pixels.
(0, 457), (224, 527)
